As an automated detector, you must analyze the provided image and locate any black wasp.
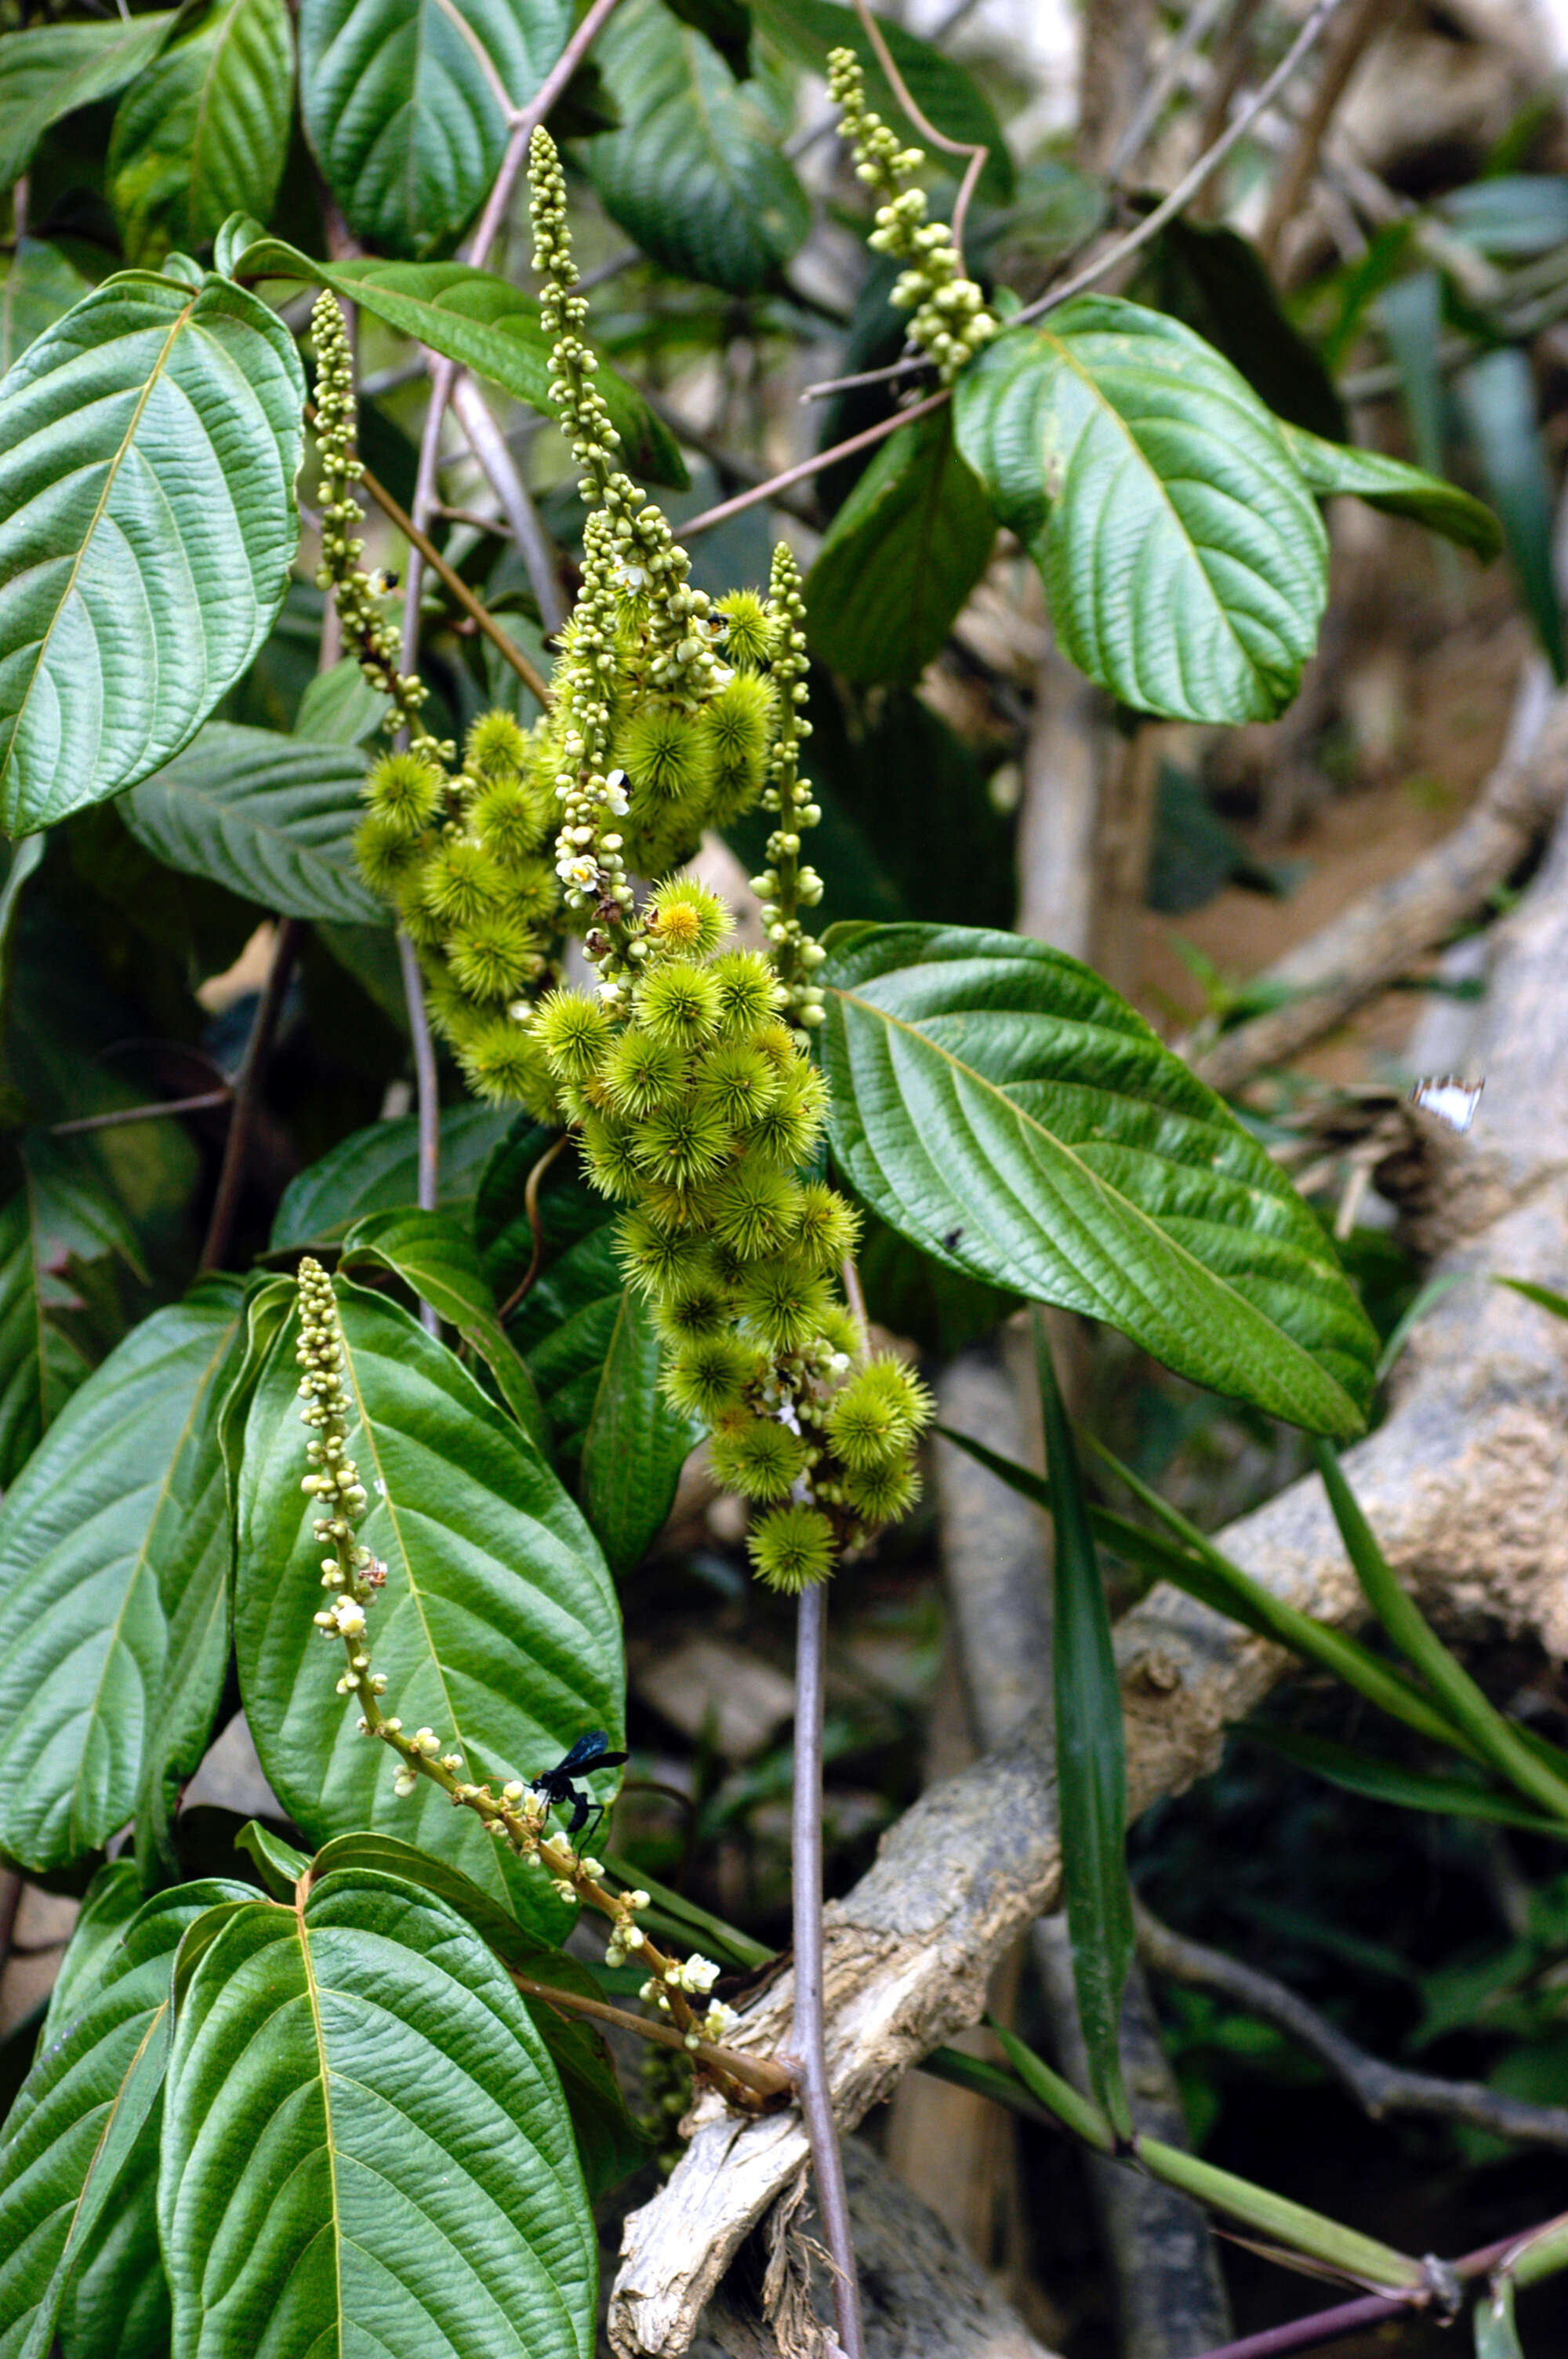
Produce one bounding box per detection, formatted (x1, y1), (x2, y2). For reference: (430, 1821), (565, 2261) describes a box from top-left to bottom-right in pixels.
(528, 1730), (628, 1841)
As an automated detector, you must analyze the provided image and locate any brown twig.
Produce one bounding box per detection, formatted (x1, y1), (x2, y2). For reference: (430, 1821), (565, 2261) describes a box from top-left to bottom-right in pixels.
(198, 919), (303, 1274)
(678, 389), (950, 540)
(497, 1130), (572, 1320)
(52, 1089), (232, 1136)
(851, 0), (989, 266)
(1135, 1898), (1568, 2153)
(1255, 0), (1394, 267)
(510, 1969), (792, 2103)
(800, 354), (931, 402)
(355, 455), (553, 707)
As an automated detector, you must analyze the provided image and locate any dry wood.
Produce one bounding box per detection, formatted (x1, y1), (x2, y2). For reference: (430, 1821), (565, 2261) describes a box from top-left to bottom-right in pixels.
(609, 786), (1568, 2359)
(1187, 670), (1568, 1096)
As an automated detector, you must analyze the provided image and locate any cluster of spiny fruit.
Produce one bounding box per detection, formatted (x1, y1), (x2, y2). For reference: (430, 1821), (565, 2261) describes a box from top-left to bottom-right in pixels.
(528, 874), (931, 1590)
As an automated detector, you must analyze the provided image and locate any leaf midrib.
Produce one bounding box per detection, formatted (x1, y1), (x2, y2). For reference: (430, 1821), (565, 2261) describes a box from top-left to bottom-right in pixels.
(292, 1899), (347, 2340)
(829, 976), (1360, 1414)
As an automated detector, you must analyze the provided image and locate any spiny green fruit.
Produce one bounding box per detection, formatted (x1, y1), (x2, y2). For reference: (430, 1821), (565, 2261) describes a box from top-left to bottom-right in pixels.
(650, 1273), (734, 1346)
(664, 1332), (760, 1419)
(701, 1041), (779, 1129)
(826, 1355), (933, 1469)
(356, 809), (425, 893)
(366, 747), (445, 831)
(448, 912), (545, 1001)
(632, 1095), (732, 1188)
(422, 837), (506, 926)
(634, 959), (723, 1051)
(536, 988), (614, 1083)
(710, 1160), (801, 1259)
(616, 1209), (716, 1297)
(710, 1413), (808, 1502)
(701, 672), (774, 824)
(749, 1502), (834, 1592)
(603, 1027), (687, 1118)
(790, 1181), (860, 1274)
(840, 1458), (920, 1526)
(646, 876), (731, 960)
(749, 1060), (828, 1166)
(473, 775), (551, 864)
(580, 1110), (644, 1201)
(455, 1013), (555, 1113)
(710, 951), (784, 1037)
(716, 590), (771, 669)
(502, 856), (561, 928)
(615, 704), (717, 805)
(738, 1261), (834, 1355)
(466, 710), (529, 780)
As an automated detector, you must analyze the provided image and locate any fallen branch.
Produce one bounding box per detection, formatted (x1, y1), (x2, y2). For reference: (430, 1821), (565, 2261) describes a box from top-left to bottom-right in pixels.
(610, 786), (1568, 2356)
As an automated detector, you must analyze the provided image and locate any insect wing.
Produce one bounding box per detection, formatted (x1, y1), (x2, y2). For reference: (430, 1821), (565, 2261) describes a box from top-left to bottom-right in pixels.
(555, 1730), (612, 1775)
(1410, 1076), (1484, 1133)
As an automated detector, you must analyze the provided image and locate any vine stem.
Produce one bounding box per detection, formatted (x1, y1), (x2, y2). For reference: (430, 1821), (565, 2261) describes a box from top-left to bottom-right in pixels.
(198, 918), (303, 1274)
(790, 1579), (864, 2359)
(850, 0), (989, 267)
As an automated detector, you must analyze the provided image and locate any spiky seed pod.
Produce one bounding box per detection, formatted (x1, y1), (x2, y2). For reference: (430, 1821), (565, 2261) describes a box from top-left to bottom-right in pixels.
(709, 1415), (808, 1503)
(738, 1262), (834, 1356)
(715, 590), (771, 669)
(841, 1458), (920, 1526)
(816, 1303), (864, 1362)
(634, 959), (722, 1051)
(366, 748), (445, 832)
(826, 1355), (932, 1467)
(749, 1062), (829, 1166)
(646, 877), (731, 961)
(663, 1332), (759, 1420)
(632, 1094), (732, 1189)
(500, 856), (561, 929)
(535, 989), (613, 1082)
(473, 776), (550, 864)
(789, 1182), (861, 1274)
(394, 873), (447, 951)
(448, 913), (545, 1003)
(603, 1027), (687, 1119)
(616, 1209), (716, 1298)
(423, 964), (484, 1046)
(699, 1041), (778, 1130)
(748, 1503), (835, 1593)
(355, 810), (425, 894)
(710, 1161), (801, 1259)
(650, 1274), (735, 1346)
(580, 1111), (644, 1200)
(455, 1014), (555, 1114)
(700, 673), (774, 825)
(421, 837), (506, 926)
(640, 1176), (716, 1235)
(751, 1018), (800, 1070)
(466, 710), (528, 781)
(615, 705), (717, 805)
(710, 951), (784, 1038)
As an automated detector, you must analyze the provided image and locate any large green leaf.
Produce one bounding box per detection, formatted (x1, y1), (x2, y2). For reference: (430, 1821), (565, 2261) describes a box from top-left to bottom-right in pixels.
(299, 0), (570, 257)
(270, 1103), (513, 1248)
(236, 240), (688, 488)
(1456, 347), (1566, 680)
(953, 299), (1328, 722)
(234, 1281), (622, 1928)
(806, 409), (996, 686)
(0, 1132), (143, 1489)
(0, 13), (181, 188)
(0, 242), (93, 376)
(820, 922), (1377, 1437)
(339, 1206), (548, 1452)
(752, 0), (1013, 204)
(1281, 421), (1501, 560)
(1137, 217), (1345, 442)
(122, 722), (382, 923)
(579, 1285), (699, 1577)
(584, 0), (808, 296)
(0, 273), (305, 835)
(0, 1280), (245, 1873)
(160, 1870), (596, 2359)
(0, 1881), (251, 2359)
(107, 0), (295, 269)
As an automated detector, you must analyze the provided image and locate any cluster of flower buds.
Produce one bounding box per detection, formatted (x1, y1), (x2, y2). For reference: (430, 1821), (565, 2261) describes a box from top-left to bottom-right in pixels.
(299, 1258), (391, 1711)
(638, 1950), (739, 2050)
(825, 48), (998, 383)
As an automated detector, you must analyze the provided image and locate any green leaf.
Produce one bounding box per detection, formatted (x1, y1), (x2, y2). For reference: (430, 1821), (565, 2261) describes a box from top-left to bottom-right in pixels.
(234, 1280), (622, 1931)
(0, 272), (306, 835)
(39, 1861), (145, 2047)
(1137, 217), (1346, 442)
(159, 1870), (597, 2359)
(107, 0), (294, 269)
(1501, 1276), (1568, 1321)
(579, 1285), (699, 1577)
(237, 240), (688, 488)
(0, 1279), (245, 1873)
(270, 1104), (513, 1249)
(1280, 421), (1501, 560)
(1457, 346), (1566, 680)
(0, 241), (93, 376)
(752, 0), (1013, 204)
(1036, 1317), (1131, 2139)
(584, 0), (808, 296)
(953, 299), (1329, 722)
(340, 1205), (549, 1453)
(0, 1881), (252, 2359)
(1245, 1724), (1568, 1837)
(0, 13), (182, 187)
(122, 721), (380, 923)
(293, 654), (384, 747)
(821, 922), (1377, 1436)
(806, 409), (996, 686)
(306, 1832), (649, 2197)
(298, 0), (572, 257)
(1316, 1441), (1568, 1822)
(666, 0), (751, 78)
(233, 1818), (310, 1898)
(1441, 175), (1568, 260)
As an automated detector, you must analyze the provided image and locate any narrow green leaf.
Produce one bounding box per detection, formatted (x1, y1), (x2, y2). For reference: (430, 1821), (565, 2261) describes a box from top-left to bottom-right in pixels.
(299, 0), (571, 257)
(1457, 346), (1566, 680)
(954, 300), (1328, 722)
(584, 0), (808, 296)
(1280, 421), (1501, 560)
(340, 1206), (549, 1453)
(0, 273), (305, 834)
(0, 1881), (251, 2359)
(159, 1871), (597, 2359)
(122, 722), (381, 924)
(1442, 175), (1568, 259)
(0, 13), (181, 187)
(1316, 1442), (1568, 1822)
(270, 1104), (513, 1249)
(0, 241), (93, 376)
(989, 2022), (1117, 2154)
(0, 1281), (245, 1873)
(822, 922), (1377, 1436)
(1474, 2275), (1524, 2359)
(234, 1281), (622, 1932)
(236, 239), (688, 488)
(1037, 1319), (1132, 2138)
(233, 1818), (310, 1899)
(806, 409), (996, 686)
(579, 1285), (699, 1576)
(1135, 2133), (1424, 2292)
(107, 0), (294, 269)
(1246, 1725), (1567, 1837)
(1500, 1276), (1568, 1322)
